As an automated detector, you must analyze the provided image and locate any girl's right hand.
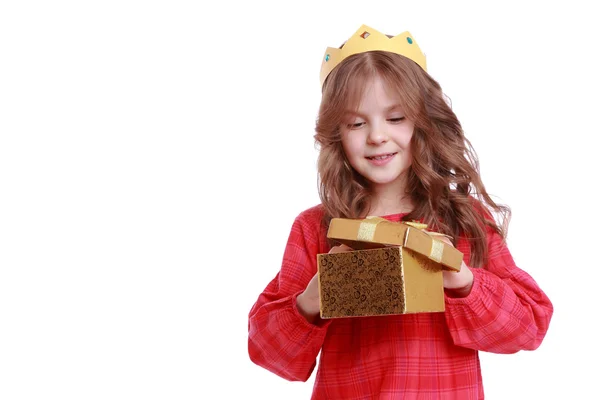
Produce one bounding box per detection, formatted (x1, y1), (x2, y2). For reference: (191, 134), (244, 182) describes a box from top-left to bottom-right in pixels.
(296, 244), (353, 324)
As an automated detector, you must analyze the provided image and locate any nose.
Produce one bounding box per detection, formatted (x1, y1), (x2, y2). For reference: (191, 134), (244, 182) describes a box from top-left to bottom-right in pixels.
(367, 124), (388, 145)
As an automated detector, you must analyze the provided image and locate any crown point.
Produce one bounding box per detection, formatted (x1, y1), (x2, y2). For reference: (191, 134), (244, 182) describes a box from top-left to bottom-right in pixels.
(319, 25), (427, 87)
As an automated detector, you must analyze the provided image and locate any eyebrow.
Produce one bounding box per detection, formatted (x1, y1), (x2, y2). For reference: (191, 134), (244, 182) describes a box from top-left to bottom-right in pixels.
(385, 104), (404, 112)
(343, 104), (405, 116)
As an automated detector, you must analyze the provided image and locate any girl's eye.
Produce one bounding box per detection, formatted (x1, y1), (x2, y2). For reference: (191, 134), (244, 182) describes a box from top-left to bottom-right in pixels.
(388, 117), (405, 123)
(347, 122), (365, 129)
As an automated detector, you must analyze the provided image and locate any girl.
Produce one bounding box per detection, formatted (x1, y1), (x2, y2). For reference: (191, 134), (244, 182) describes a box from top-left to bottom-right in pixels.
(247, 25), (553, 399)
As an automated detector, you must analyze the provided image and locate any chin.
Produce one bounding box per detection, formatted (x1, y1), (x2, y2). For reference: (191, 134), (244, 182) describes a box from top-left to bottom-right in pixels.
(366, 175), (402, 185)
(364, 169), (410, 185)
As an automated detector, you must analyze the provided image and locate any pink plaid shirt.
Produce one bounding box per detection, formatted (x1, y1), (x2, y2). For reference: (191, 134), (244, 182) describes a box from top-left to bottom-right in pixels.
(248, 205), (553, 399)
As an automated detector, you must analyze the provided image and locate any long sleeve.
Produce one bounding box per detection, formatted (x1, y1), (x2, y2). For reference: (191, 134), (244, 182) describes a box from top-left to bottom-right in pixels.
(444, 226), (554, 354)
(248, 208), (331, 382)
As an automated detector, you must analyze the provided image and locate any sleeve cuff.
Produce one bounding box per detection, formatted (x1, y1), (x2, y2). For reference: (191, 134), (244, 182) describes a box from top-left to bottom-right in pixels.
(445, 268), (488, 307)
(290, 291), (333, 330)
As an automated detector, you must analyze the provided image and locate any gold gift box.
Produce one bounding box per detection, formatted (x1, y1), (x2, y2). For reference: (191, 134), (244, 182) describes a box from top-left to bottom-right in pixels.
(317, 217), (463, 318)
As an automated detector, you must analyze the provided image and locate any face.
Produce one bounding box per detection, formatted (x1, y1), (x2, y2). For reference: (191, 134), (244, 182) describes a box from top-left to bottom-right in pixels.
(340, 75), (414, 190)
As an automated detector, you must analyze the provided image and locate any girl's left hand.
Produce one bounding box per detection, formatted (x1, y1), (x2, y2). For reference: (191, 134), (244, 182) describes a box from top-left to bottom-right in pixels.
(434, 235), (474, 296)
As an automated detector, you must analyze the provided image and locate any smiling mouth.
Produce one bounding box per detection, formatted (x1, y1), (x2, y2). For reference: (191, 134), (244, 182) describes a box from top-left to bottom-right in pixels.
(366, 152), (397, 160)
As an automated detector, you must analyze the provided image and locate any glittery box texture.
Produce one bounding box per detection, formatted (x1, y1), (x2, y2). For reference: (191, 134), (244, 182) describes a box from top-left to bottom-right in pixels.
(317, 217), (464, 318)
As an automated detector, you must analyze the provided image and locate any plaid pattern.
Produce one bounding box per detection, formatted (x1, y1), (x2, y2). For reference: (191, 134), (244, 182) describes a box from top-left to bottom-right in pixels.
(248, 205), (553, 399)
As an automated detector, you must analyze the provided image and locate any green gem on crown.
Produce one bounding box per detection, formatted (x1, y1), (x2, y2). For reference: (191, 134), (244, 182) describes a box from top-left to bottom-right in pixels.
(407, 37), (413, 44)
(325, 54), (330, 62)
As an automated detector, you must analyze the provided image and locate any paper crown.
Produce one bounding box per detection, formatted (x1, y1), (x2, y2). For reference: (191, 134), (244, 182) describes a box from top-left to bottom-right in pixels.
(319, 24), (427, 87)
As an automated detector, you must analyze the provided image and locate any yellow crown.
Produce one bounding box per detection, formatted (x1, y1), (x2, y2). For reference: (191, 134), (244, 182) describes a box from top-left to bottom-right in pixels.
(320, 24), (427, 87)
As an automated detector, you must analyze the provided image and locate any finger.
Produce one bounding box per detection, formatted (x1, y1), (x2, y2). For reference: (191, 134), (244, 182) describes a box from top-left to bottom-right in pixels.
(433, 235), (453, 247)
(328, 244), (353, 254)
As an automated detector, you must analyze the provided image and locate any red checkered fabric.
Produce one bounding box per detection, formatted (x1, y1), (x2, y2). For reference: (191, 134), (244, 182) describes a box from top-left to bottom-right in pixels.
(248, 205), (553, 399)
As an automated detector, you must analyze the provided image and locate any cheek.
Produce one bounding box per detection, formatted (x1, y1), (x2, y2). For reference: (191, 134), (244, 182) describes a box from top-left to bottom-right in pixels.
(400, 126), (414, 149)
(396, 127), (413, 162)
(404, 140), (413, 162)
(399, 136), (412, 150)
(341, 135), (362, 159)
(404, 145), (413, 163)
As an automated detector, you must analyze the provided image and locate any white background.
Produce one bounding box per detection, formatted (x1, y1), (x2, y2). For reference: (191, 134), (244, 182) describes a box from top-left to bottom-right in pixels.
(1, 1), (598, 399)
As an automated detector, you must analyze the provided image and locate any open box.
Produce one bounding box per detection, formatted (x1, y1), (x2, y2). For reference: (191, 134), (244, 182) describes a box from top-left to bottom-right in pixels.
(317, 217), (463, 318)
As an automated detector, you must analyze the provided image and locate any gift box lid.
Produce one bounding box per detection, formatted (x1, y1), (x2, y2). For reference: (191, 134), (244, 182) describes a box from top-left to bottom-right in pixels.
(327, 217), (463, 272)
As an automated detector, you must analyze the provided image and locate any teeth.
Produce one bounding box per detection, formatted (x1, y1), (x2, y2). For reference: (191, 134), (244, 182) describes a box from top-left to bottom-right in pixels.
(370, 154), (393, 160)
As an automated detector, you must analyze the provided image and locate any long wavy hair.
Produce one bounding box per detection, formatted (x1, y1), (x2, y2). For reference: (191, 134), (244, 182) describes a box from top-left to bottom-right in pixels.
(314, 51), (511, 269)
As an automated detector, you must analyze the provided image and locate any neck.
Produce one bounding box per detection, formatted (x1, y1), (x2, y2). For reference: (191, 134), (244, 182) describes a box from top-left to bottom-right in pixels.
(365, 176), (413, 217)
(367, 197), (413, 217)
